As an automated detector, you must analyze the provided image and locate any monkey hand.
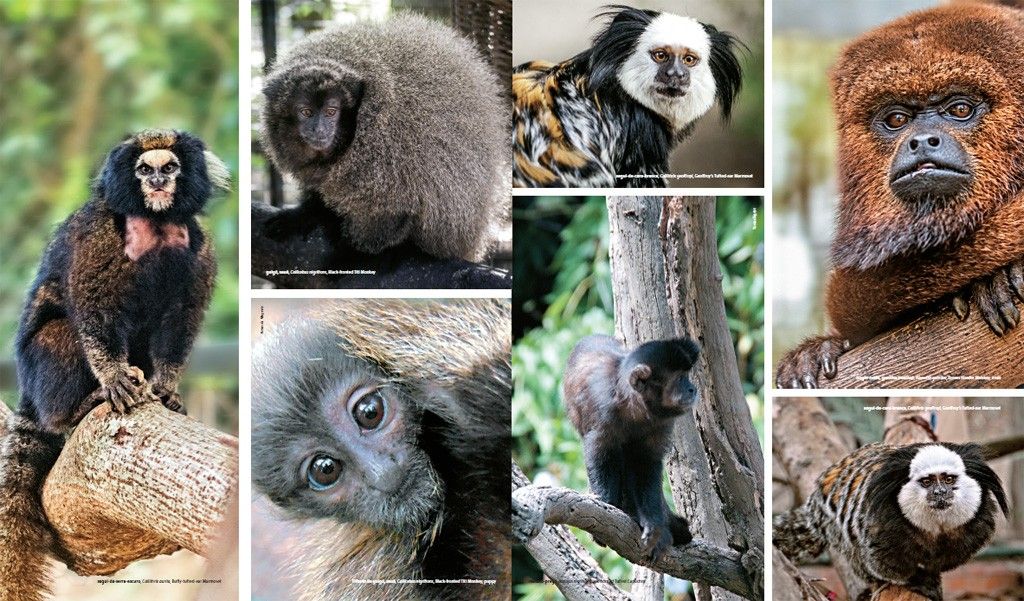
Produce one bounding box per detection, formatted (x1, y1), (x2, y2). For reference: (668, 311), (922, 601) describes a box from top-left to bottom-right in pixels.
(641, 523), (673, 562)
(151, 382), (188, 415)
(775, 336), (851, 389)
(99, 365), (148, 413)
(952, 259), (1024, 337)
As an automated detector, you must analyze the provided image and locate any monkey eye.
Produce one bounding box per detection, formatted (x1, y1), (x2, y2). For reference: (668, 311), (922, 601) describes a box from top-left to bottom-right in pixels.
(324, 107), (338, 117)
(651, 50), (669, 63)
(299, 107), (314, 119)
(919, 476), (934, 487)
(943, 474), (957, 485)
(352, 391), (386, 430)
(161, 163), (178, 174)
(882, 110), (911, 130)
(137, 164), (153, 175)
(682, 54), (698, 67)
(307, 454), (342, 490)
(945, 101), (975, 121)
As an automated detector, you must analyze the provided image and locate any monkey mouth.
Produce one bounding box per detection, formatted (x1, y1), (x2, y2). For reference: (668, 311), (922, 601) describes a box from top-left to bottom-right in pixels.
(890, 161), (969, 185)
(889, 160), (971, 202)
(655, 85), (688, 98)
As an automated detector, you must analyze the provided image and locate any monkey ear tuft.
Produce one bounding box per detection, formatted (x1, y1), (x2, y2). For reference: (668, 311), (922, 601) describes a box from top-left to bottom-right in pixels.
(629, 364), (652, 391)
(204, 150), (232, 194)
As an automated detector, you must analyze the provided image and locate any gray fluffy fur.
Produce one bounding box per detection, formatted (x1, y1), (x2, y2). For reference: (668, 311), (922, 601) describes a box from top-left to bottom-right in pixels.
(261, 14), (508, 261)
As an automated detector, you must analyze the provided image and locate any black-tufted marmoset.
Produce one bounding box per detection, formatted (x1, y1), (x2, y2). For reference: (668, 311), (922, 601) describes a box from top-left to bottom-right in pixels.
(258, 14), (508, 262)
(562, 335), (700, 561)
(1, 129), (228, 601)
(251, 299), (511, 601)
(776, 4), (1024, 388)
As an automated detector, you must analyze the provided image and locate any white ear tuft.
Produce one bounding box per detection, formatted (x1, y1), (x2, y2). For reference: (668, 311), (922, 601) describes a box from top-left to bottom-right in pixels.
(204, 150), (232, 193)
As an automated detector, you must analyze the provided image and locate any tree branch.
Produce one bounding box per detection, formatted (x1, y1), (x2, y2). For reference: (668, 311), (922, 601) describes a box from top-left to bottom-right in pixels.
(823, 308), (1024, 389)
(0, 400), (238, 576)
(511, 461), (627, 601)
(511, 480), (756, 600)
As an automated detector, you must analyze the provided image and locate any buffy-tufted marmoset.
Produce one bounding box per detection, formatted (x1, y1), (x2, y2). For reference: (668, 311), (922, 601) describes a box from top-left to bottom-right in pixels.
(1, 129), (229, 601)
(776, 4), (1024, 388)
(252, 299), (511, 601)
(259, 14), (508, 262)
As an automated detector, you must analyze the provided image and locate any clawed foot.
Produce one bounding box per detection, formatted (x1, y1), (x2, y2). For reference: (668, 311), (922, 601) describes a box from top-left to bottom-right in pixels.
(151, 383), (187, 415)
(641, 524), (672, 562)
(102, 365), (148, 413)
(775, 336), (851, 389)
(952, 260), (1024, 336)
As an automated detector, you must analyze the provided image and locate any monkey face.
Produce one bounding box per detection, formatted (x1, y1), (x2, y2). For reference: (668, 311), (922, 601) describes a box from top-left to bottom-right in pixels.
(896, 445), (983, 533)
(100, 129), (217, 220)
(252, 319), (443, 535)
(828, 6), (1024, 270)
(263, 68), (364, 176)
(135, 149), (181, 212)
(613, 12), (718, 129)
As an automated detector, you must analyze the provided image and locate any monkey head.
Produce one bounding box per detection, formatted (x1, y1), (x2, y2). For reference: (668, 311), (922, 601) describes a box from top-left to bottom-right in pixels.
(590, 7), (742, 130)
(262, 64), (365, 179)
(621, 338), (700, 416)
(99, 129), (230, 221)
(252, 318), (443, 535)
(829, 5), (1024, 270)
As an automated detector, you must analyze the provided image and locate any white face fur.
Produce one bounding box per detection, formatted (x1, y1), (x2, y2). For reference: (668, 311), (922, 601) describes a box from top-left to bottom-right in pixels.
(616, 13), (717, 131)
(896, 445), (982, 535)
(135, 148), (181, 212)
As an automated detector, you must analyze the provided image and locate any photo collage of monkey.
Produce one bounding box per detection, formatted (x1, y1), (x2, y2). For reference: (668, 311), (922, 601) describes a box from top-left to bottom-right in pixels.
(1, 1), (1023, 601)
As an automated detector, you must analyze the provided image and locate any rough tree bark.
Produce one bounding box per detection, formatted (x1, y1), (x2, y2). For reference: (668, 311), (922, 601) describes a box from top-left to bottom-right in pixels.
(0, 400), (238, 577)
(819, 309), (1024, 388)
(607, 197), (764, 601)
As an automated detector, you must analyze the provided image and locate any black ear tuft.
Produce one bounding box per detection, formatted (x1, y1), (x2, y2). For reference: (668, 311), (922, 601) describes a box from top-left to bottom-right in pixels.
(673, 338), (700, 368)
(98, 139), (147, 215)
(703, 24), (745, 121)
(589, 5), (656, 91)
(948, 442), (1010, 517)
(865, 445), (915, 518)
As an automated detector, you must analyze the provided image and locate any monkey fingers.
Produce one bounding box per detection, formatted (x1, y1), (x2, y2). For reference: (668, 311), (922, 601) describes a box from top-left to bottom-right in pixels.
(958, 268), (1022, 336)
(102, 365), (148, 413)
(152, 383), (188, 415)
(775, 336), (850, 389)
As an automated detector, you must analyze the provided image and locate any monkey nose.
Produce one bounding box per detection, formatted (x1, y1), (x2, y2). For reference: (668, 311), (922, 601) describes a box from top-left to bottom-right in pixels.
(907, 132), (944, 152)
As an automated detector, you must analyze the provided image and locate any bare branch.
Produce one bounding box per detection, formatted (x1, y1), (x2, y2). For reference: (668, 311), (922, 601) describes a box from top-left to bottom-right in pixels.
(822, 309), (1024, 389)
(512, 482), (756, 600)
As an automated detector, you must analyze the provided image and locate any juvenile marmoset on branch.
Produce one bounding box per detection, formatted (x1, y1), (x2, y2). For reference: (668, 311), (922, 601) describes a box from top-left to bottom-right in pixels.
(1, 129), (228, 601)
(259, 14), (508, 261)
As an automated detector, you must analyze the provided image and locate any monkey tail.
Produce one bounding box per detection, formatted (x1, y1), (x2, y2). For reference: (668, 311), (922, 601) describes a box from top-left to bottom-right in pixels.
(0, 412), (66, 601)
(772, 505), (826, 562)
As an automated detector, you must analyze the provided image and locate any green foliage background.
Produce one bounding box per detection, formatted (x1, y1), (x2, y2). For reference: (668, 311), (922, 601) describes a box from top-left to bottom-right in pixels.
(512, 198), (764, 599)
(0, 0), (239, 360)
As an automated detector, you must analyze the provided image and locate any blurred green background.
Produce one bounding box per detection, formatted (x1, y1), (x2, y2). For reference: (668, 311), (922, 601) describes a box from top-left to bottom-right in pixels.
(0, 1), (238, 597)
(512, 197), (764, 600)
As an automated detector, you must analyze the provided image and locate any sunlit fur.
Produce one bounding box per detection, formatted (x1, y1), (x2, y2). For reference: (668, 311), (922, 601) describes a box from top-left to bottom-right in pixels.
(512, 5), (743, 188)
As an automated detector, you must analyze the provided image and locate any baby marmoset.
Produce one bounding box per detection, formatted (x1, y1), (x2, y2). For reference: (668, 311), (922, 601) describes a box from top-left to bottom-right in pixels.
(1, 129), (228, 601)
(252, 299), (511, 601)
(777, 5), (1024, 388)
(774, 442), (1008, 601)
(260, 14), (508, 261)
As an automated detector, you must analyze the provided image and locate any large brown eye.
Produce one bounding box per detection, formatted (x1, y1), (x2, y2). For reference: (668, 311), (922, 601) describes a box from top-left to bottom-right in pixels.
(651, 50), (668, 63)
(947, 102), (973, 120)
(352, 392), (385, 430)
(919, 476), (934, 487)
(307, 454), (342, 490)
(883, 111), (910, 130)
(682, 54), (698, 66)
(299, 107), (313, 119)
(943, 474), (956, 485)
(324, 107), (338, 117)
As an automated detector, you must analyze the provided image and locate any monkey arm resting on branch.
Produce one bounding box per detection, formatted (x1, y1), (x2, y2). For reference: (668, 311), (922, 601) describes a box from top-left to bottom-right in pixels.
(512, 478), (758, 600)
(0, 400), (238, 575)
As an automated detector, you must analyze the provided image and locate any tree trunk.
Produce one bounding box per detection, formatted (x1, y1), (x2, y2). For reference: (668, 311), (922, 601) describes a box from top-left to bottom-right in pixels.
(607, 196), (764, 601)
(0, 401), (238, 577)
